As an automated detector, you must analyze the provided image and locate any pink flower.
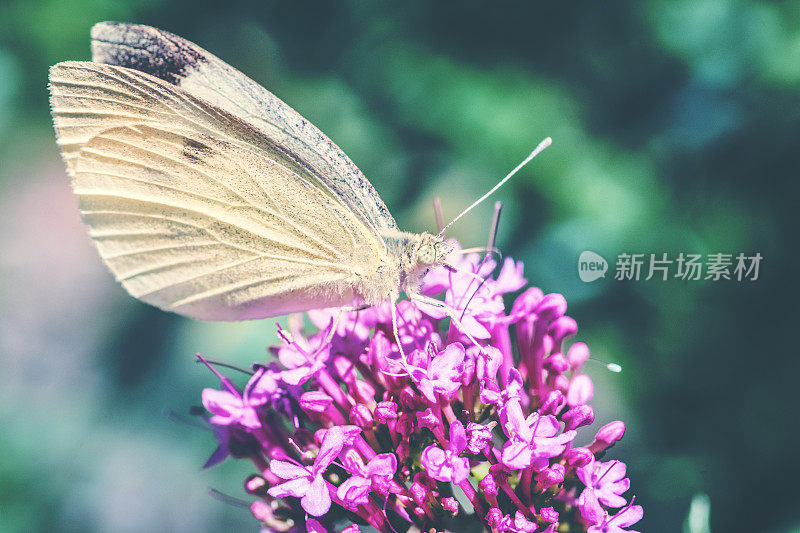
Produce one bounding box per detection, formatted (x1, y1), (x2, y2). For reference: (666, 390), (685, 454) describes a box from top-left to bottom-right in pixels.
(500, 399), (576, 470)
(198, 248), (643, 532)
(577, 460), (631, 509)
(581, 491), (643, 533)
(409, 343), (465, 403)
(201, 365), (277, 429)
(267, 426), (344, 516)
(420, 420), (470, 483)
(337, 453), (397, 507)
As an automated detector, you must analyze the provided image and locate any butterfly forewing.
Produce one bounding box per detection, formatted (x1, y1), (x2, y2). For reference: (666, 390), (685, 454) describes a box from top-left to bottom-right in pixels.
(89, 21), (399, 239)
(50, 62), (385, 320)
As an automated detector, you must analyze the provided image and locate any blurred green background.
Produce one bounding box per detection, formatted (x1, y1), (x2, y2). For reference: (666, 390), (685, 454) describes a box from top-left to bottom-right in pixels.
(1, 1), (797, 532)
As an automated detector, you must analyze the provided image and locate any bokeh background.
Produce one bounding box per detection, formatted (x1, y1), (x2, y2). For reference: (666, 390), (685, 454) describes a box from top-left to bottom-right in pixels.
(1, 1), (797, 532)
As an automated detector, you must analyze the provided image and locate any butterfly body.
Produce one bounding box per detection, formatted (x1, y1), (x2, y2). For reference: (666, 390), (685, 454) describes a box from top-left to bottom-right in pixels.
(49, 22), (450, 321)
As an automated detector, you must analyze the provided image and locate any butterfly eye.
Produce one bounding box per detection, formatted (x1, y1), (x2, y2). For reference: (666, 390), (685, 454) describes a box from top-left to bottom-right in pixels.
(417, 244), (437, 265)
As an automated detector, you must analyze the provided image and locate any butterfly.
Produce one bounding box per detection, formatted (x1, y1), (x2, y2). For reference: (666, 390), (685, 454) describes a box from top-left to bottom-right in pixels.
(49, 22), (548, 346)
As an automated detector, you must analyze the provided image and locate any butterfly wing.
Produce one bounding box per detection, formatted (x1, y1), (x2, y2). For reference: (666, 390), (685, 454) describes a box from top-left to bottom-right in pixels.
(50, 62), (385, 320)
(89, 21), (399, 239)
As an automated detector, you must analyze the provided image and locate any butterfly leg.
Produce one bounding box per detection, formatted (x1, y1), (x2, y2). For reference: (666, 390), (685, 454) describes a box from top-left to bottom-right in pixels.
(407, 292), (484, 352)
(388, 294), (407, 364)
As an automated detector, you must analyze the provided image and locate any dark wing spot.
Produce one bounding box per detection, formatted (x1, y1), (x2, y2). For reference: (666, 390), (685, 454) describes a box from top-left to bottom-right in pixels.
(92, 22), (207, 85)
(182, 138), (213, 165)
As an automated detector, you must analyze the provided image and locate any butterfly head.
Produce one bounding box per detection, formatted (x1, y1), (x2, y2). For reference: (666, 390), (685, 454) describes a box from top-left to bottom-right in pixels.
(416, 232), (451, 266)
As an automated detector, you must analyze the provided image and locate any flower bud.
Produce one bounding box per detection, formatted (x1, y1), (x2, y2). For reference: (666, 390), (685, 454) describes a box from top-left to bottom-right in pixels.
(245, 474), (268, 496)
(461, 357), (476, 387)
(567, 342), (590, 370)
(543, 353), (569, 374)
(299, 391), (333, 413)
(489, 463), (510, 481)
(396, 412), (413, 437)
(589, 421), (626, 453)
(535, 293), (568, 324)
(562, 404), (595, 430)
(511, 287), (545, 317)
(349, 404), (373, 429)
(333, 355), (356, 383)
(548, 316), (578, 345)
(442, 496), (459, 514)
(399, 387), (421, 409)
(534, 463), (565, 491)
(564, 447), (594, 468)
(250, 500), (273, 522)
(479, 472), (499, 497)
(374, 401), (398, 424)
(567, 374), (594, 406)
(539, 390), (565, 416)
(540, 506), (559, 523)
(351, 380), (375, 404)
(396, 440), (410, 462)
(554, 374), (570, 393)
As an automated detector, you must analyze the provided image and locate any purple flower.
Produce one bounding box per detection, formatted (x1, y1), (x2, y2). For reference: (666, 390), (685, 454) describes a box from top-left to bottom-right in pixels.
(442, 496), (459, 514)
(500, 399), (576, 470)
(577, 460), (631, 509)
(466, 422), (494, 454)
(197, 248), (643, 532)
(409, 343), (465, 403)
(513, 510), (537, 532)
(581, 490), (643, 533)
(267, 425), (344, 516)
(276, 322), (333, 386)
(337, 452), (397, 507)
(420, 420), (470, 483)
(201, 365), (276, 429)
(535, 463), (565, 491)
(485, 508), (512, 531)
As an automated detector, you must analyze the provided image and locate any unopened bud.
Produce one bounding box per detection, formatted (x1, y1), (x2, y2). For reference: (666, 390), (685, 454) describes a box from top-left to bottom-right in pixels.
(562, 404), (595, 430)
(349, 404), (373, 429)
(589, 420), (626, 453)
(299, 391), (333, 413)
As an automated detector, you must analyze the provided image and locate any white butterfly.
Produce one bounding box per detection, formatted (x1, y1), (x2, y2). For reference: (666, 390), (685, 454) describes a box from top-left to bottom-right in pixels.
(49, 22), (548, 342)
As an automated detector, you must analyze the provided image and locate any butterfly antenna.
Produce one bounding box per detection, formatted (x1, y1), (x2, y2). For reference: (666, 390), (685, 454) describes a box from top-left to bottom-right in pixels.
(438, 137), (551, 236)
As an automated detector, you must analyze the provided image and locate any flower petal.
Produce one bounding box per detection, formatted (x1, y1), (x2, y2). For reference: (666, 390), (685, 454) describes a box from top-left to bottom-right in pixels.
(336, 475), (371, 507)
(430, 343), (465, 378)
(610, 504), (643, 528)
(268, 476), (311, 498)
(315, 425), (344, 472)
(269, 460), (310, 480)
(301, 474), (332, 516)
(501, 439), (533, 470)
(366, 453), (397, 477)
(448, 420), (468, 455)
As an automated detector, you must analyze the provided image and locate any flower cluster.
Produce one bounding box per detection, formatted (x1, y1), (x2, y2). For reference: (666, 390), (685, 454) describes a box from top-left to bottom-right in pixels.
(200, 248), (643, 532)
